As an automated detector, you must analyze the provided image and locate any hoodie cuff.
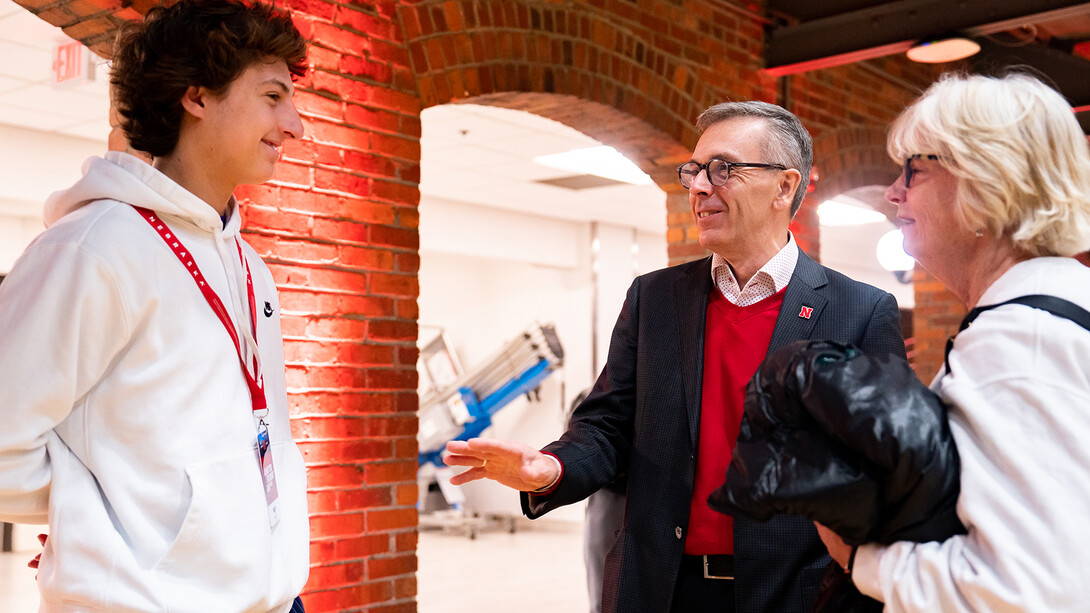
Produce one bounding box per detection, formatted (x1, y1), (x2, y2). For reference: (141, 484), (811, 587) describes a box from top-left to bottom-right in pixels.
(852, 543), (886, 602)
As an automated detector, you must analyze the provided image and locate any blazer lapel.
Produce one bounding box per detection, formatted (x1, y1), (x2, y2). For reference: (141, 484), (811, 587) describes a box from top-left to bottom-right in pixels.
(768, 250), (829, 355)
(676, 257), (712, 450)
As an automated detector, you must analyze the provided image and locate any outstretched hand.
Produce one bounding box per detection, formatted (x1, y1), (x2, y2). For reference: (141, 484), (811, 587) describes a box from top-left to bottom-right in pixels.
(444, 438), (559, 492)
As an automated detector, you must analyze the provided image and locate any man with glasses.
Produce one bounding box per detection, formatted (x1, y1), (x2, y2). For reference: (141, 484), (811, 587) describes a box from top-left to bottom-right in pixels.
(445, 101), (907, 613)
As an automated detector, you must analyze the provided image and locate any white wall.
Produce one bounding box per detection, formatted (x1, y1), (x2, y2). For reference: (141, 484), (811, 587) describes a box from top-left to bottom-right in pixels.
(0, 122), (106, 273)
(0, 215), (45, 275)
(821, 220), (915, 308)
(418, 194), (666, 522)
(591, 222), (665, 375)
(0, 123), (104, 551)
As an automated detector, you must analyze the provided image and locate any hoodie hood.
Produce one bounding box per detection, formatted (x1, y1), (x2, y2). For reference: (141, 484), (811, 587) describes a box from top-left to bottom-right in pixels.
(44, 151), (259, 387)
(44, 151), (240, 235)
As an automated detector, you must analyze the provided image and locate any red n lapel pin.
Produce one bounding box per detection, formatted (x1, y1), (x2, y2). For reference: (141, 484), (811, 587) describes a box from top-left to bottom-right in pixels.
(799, 306), (814, 319)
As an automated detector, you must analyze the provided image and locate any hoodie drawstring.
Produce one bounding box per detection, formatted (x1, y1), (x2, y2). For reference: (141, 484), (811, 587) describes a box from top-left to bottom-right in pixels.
(216, 233), (264, 384)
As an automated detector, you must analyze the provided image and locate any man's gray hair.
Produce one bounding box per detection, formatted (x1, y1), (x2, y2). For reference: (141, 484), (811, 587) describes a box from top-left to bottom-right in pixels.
(696, 101), (813, 216)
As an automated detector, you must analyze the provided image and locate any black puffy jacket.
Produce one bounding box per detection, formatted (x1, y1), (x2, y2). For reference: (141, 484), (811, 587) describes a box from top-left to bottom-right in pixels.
(708, 340), (966, 612)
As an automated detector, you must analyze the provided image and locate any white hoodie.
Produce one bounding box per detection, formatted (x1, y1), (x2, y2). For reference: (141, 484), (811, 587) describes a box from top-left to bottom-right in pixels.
(0, 152), (309, 612)
(852, 258), (1090, 611)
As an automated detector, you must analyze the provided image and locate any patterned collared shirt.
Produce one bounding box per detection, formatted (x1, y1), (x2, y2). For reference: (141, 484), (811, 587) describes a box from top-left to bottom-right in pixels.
(710, 233), (799, 307)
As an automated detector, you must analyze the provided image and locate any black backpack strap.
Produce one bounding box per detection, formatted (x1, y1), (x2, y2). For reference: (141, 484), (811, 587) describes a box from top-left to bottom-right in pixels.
(944, 294), (1090, 374)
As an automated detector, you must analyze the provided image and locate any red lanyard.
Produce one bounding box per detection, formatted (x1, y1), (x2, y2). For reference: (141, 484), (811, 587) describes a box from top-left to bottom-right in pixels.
(133, 206), (267, 415)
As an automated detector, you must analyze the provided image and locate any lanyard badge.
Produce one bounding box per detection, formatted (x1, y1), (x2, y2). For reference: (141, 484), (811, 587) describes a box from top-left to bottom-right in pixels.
(134, 206), (280, 529)
(257, 419), (281, 528)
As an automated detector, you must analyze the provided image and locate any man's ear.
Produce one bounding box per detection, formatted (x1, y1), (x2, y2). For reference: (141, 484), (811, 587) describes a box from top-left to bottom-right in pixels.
(773, 168), (803, 212)
(179, 85), (208, 118)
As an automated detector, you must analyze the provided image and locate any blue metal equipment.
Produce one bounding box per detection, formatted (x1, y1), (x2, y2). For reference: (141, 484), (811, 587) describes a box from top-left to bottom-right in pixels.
(417, 322), (565, 468)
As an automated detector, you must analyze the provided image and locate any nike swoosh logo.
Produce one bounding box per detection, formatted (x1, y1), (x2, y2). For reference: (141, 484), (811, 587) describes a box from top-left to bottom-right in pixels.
(264, 301), (273, 317)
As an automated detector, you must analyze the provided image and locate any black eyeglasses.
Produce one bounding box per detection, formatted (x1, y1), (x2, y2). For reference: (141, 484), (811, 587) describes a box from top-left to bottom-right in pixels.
(677, 159), (786, 189)
(904, 154), (939, 189)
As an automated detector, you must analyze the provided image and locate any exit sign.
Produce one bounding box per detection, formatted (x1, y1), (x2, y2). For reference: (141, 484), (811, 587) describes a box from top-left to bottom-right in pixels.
(53, 40), (92, 86)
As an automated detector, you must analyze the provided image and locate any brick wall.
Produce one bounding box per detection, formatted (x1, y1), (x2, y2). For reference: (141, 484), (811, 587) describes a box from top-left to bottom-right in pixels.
(911, 269), (966, 382)
(400, 0), (779, 265)
(238, 2), (423, 610)
(15, 0), (961, 610)
(792, 61), (964, 381)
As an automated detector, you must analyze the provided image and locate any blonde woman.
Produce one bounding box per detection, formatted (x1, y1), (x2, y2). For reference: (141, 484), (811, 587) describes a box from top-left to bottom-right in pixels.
(818, 72), (1090, 611)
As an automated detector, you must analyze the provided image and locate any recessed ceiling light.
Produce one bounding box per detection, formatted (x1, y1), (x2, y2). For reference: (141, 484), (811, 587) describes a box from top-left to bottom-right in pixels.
(535, 175), (626, 190)
(534, 145), (653, 185)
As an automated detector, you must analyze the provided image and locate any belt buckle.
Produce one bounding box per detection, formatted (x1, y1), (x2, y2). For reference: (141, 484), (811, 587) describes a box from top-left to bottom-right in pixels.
(703, 555), (734, 581)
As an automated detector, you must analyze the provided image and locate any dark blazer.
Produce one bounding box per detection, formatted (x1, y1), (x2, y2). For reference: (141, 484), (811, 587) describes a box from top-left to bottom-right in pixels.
(522, 250), (907, 613)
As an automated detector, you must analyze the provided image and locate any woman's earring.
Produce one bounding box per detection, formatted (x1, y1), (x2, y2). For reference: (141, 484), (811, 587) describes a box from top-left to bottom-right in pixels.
(975, 229), (984, 238)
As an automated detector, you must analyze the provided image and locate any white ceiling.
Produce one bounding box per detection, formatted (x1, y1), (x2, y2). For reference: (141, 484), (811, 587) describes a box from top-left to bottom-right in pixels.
(420, 104), (667, 233)
(0, 0), (111, 141)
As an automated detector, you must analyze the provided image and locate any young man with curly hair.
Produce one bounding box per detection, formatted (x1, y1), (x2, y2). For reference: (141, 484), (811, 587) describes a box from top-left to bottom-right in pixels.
(0, 1), (310, 611)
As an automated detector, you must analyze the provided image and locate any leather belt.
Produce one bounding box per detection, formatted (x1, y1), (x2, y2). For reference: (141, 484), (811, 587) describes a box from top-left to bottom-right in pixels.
(681, 554), (734, 580)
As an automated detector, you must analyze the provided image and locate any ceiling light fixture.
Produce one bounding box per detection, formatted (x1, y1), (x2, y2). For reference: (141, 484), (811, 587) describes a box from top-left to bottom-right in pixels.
(817, 198), (887, 226)
(876, 229), (916, 284)
(906, 35), (981, 63)
(534, 145), (654, 186)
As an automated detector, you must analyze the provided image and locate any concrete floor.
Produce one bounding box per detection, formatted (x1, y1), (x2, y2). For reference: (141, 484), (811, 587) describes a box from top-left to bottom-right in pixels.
(417, 518), (588, 613)
(0, 547), (38, 612)
(0, 518), (588, 613)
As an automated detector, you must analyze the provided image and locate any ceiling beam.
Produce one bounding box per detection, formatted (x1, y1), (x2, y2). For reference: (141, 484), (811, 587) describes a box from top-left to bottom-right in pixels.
(767, 0), (891, 24)
(971, 34), (1090, 105)
(765, 0), (1090, 76)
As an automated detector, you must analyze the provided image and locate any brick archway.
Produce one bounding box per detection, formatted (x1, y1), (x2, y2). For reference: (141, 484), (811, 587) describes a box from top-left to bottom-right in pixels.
(398, 0), (774, 145)
(397, 0), (783, 265)
(810, 126), (898, 210)
(810, 125), (963, 381)
(806, 124), (897, 259)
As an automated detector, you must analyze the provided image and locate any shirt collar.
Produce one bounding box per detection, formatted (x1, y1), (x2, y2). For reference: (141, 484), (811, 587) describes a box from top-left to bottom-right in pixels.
(710, 233), (799, 306)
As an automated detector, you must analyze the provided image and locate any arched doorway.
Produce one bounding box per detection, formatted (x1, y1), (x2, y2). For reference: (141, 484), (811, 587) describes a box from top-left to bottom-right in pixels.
(414, 101), (667, 612)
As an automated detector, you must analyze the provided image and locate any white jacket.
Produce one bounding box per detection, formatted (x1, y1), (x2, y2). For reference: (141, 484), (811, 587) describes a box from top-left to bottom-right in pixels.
(853, 257), (1090, 612)
(0, 152), (309, 612)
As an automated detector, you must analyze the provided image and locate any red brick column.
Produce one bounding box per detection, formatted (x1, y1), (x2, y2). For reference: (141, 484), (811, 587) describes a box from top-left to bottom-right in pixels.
(911, 269), (966, 383)
(17, 0), (424, 609)
(238, 3), (422, 610)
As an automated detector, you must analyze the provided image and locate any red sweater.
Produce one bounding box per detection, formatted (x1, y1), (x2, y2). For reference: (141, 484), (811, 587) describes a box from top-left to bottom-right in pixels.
(684, 286), (785, 555)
